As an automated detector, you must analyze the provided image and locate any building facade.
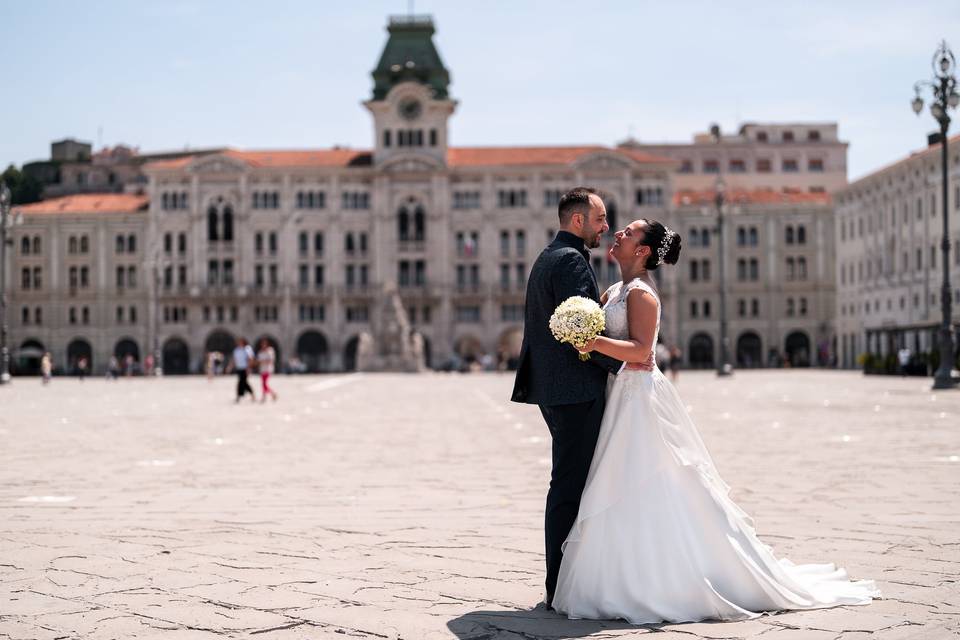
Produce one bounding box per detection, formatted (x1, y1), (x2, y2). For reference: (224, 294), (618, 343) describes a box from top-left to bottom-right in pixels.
(835, 137), (960, 371)
(7, 194), (149, 374)
(639, 124), (846, 368)
(4, 15), (848, 374)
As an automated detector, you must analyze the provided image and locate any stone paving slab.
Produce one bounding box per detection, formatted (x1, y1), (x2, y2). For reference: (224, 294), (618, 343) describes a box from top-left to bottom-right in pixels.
(0, 370), (958, 639)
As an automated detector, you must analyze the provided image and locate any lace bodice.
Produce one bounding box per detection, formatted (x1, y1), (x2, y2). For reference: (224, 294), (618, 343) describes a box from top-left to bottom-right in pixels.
(603, 277), (660, 345)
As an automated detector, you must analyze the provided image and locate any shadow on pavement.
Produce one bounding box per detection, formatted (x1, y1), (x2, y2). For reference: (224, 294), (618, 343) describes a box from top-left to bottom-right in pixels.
(447, 605), (641, 639)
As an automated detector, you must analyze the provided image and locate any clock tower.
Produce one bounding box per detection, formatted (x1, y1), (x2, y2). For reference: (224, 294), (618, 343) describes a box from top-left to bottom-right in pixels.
(364, 16), (457, 167)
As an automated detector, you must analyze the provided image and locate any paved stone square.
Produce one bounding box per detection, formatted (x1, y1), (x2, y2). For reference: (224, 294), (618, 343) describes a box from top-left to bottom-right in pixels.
(0, 370), (958, 639)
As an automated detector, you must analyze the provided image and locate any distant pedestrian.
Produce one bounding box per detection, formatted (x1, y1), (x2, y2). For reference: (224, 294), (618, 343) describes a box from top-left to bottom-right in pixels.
(40, 352), (52, 385)
(897, 347), (912, 377)
(106, 356), (120, 380)
(77, 356), (88, 382)
(230, 338), (256, 403)
(669, 345), (682, 383)
(144, 353), (155, 377)
(257, 339), (278, 403)
(124, 354), (135, 377)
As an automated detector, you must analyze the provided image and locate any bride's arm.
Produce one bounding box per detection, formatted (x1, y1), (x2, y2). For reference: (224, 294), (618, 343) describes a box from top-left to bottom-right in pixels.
(581, 288), (658, 363)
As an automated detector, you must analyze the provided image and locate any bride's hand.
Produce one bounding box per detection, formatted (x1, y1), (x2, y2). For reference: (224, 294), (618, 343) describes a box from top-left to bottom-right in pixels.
(576, 338), (597, 354)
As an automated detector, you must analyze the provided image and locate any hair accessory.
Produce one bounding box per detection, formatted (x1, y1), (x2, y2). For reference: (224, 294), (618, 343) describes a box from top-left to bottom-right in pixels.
(657, 227), (676, 265)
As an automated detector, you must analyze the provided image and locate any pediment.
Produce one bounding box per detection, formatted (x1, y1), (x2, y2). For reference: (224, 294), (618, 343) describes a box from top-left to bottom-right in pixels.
(379, 153), (445, 174)
(572, 152), (634, 171)
(187, 155), (248, 175)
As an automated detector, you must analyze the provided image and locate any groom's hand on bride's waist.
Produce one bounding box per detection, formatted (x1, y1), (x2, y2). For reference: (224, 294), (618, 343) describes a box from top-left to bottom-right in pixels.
(624, 353), (656, 372)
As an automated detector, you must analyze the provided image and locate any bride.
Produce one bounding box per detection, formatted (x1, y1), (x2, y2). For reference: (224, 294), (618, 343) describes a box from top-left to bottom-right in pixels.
(553, 219), (880, 624)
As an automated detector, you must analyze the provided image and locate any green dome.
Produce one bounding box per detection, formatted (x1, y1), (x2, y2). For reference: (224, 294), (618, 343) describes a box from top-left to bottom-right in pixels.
(371, 16), (451, 100)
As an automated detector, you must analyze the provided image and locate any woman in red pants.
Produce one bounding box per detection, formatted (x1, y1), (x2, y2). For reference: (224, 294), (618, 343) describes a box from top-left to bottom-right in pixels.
(256, 338), (278, 402)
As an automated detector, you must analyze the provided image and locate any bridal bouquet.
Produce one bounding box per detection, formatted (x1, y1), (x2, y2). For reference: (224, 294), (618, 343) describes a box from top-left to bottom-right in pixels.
(549, 296), (605, 361)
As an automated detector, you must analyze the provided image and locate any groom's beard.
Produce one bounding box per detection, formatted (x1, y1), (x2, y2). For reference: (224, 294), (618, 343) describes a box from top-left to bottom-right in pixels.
(587, 233), (602, 249)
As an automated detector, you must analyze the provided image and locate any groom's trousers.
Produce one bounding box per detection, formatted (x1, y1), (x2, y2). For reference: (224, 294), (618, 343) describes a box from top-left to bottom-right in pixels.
(539, 394), (606, 603)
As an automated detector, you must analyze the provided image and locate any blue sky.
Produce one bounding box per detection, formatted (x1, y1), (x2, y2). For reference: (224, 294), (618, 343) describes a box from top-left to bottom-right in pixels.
(4, 0), (960, 180)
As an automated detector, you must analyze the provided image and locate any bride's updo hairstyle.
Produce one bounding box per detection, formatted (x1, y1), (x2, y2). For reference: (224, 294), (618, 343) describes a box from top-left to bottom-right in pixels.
(638, 220), (682, 270)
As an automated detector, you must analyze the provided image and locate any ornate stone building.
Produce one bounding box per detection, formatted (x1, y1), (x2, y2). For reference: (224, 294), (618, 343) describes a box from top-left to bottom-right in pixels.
(641, 124), (846, 367)
(4, 15), (848, 374)
(7, 16), (672, 374)
(8, 194), (149, 374)
(834, 136), (960, 370)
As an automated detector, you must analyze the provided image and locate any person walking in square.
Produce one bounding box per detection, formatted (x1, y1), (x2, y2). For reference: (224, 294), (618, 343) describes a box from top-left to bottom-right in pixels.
(230, 338), (256, 403)
(257, 338), (278, 403)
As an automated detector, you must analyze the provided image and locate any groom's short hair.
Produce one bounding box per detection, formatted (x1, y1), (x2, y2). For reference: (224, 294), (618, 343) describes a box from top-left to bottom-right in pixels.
(558, 187), (599, 224)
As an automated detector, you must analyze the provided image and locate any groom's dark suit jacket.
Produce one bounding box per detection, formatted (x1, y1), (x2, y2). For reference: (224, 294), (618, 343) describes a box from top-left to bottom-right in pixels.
(511, 231), (623, 406)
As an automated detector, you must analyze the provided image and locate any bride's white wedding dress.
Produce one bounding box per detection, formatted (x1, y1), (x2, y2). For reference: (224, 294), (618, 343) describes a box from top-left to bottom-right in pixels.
(552, 277), (879, 624)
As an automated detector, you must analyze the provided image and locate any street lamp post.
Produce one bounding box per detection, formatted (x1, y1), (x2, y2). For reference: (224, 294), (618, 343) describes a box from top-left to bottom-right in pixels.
(0, 182), (15, 384)
(913, 40), (960, 390)
(710, 124), (733, 376)
(714, 176), (733, 376)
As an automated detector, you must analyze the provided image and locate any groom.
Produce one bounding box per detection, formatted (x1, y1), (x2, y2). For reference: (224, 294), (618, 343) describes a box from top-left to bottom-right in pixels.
(511, 187), (650, 607)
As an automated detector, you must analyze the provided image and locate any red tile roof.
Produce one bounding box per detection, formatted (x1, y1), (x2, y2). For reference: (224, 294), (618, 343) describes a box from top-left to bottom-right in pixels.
(448, 146), (674, 167)
(146, 148), (371, 169)
(14, 193), (149, 215)
(146, 146), (674, 170)
(673, 189), (832, 206)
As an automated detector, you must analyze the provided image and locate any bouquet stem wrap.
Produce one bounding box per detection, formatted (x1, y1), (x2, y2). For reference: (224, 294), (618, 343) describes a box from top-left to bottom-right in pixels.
(549, 296), (605, 361)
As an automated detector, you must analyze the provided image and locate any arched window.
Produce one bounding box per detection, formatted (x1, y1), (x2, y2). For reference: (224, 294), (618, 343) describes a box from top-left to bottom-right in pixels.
(398, 207), (410, 241)
(604, 200), (618, 237)
(207, 207), (219, 241)
(222, 206), (234, 241)
(179, 192), (188, 209)
(32, 236), (41, 254)
(785, 225), (795, 244)
(690, 228), (700, 247)
(797, 225), (807, 244)
(162, 193), (169, 210)
(68, 236), (77, 254)
(115, 234), (125, 253)
(127, 234), (136, 253)
(748, 227), (758, 246)
(345, 232), (355, 254)
(80, 235), (89, 253)
(21, 237), (30, 254)
(701, 227), (711, 247)
(296, 192), (304, 208)
(414, 206), (425, 241)
(737, 227), (746, 246)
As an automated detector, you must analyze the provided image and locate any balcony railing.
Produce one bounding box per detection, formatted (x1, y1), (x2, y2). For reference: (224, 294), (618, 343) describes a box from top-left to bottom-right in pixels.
(398, 239), (426, 253)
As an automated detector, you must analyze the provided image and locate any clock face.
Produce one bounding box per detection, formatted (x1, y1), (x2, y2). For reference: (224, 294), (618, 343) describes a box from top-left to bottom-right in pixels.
(398, 99), (422, 121)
